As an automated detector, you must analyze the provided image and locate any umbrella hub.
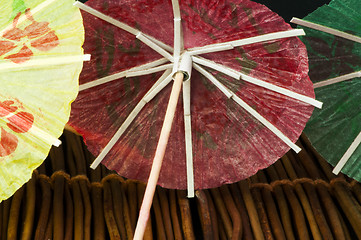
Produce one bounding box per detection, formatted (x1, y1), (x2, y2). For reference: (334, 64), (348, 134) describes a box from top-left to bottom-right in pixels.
(174, 51), (192, 81)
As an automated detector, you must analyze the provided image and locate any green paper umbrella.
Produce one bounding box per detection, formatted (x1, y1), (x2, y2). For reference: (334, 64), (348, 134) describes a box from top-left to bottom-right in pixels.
(291, 0), (361, 179)
(0, 0), (85, 202)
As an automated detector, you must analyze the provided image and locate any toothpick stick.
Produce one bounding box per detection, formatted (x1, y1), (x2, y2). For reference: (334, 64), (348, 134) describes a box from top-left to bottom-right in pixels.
(134, 72), (183, 240)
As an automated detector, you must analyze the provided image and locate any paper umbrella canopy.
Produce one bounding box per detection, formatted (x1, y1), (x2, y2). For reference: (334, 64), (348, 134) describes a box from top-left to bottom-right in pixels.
(0, 0), (85, 202)
(69, 0), (321, 193)
(291, 0), (361, 180)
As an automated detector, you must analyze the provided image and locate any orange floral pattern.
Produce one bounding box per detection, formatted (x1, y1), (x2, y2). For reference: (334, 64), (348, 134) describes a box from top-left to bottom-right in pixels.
(0, 100), (34, 157)
(0, 8), (59, 63)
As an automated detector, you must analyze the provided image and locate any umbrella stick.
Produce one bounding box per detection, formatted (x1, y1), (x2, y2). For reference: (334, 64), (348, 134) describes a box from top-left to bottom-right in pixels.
(136, 183), (153, 240)
(134, 72), (184, 239)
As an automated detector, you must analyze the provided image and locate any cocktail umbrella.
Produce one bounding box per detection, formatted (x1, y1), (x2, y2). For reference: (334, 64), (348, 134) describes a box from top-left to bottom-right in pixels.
(69, 0), (321, 237)
(0, 0), (86, 202)
(291, 0), (361, 179)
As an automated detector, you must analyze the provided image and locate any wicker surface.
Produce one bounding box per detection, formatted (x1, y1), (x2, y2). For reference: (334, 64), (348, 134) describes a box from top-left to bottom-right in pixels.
(1, 130), (361, 239)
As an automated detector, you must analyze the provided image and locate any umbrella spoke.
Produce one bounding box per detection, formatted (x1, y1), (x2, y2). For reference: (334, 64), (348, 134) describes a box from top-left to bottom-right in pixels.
(0, 115), (61, 147)
(333, 131), (361, 174)
(90, 69), (174, 169)
(195, 64), (302, 153)
(0, 54), (90, 71)
(0, 0), (58, 35)
(314, 71), (361, 88)
(193, 56), (323, 108)
(126, 63), (173, 78)
(291, 18), (361, 44)
(172, 0), (183, 58)
(188, 29), (305, 56)
(182, 77), (194, 198)
(74, 1), (174, 61)
(79, 58), (169, 91)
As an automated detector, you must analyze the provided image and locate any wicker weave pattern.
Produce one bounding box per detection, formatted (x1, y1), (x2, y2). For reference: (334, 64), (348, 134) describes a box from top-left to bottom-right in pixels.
(1, 131), (361, 239)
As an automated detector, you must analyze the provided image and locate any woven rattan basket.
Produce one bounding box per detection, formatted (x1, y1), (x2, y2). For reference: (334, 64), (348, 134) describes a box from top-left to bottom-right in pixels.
(1, 130), (361, 239)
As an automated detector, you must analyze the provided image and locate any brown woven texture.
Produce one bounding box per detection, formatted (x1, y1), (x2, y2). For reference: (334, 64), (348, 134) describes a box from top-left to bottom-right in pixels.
(1, 131), (361, 239)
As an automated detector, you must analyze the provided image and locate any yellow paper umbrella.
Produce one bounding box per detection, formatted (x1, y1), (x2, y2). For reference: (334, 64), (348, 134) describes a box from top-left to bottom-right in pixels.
(0, 0), (85, 202)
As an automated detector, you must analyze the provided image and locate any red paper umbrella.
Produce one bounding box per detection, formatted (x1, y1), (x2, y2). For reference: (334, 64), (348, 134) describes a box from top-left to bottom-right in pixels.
(70, 0), (320, 190)
(70, 0), (321, 235)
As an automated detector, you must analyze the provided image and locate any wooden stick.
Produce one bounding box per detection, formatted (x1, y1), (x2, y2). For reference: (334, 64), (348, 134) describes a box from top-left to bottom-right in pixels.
(297, 139), (346, 240)
(274, 160), (311, 240)
(266, 166), (295, 240)
(34, 177), (52, 240)
(134, 72), (184, 239)
(7, 187), (24, 240)
(238, 180), (265, 240)
(44, 210), (53, 240)
(157, 187), (174, 240)
(249, 176), (274, 240)
(20, 173), (36, 240)
(230, 184), (254, 240)
(103, 181), (121, 240)
(71, 180), (84, 240)
(153, 189), (167, 240)
(256, 171), (287, 240)
(0, 200), (2, 239)
(110, 179), (127, 240)
(177, 190), (196, 240)
(64, 181), (74, 240)
(169, 189), (183, 240)
(123, 181), (135, 239)
(126, 181), (138, 231)
(219, 186), (242, 240)
(286, 151), (333, 239)
(204, 190), (219, 240)
(50, 145), (65, 240)
(210, 188), (233, 239)
(1, 198), (11, 240)
(91, 184), (106, 239)
(195, 190), (214, 240)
